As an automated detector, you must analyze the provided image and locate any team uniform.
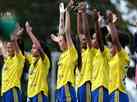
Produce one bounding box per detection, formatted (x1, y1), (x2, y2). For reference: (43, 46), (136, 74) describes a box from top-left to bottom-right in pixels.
(26, 53), (50, 102)
(91, 48), (110, 102)
(56, 45), (78, 102)
(2, 52), (25, 102)
(76, 48), (94, 102)
(109, 49), (129, 102)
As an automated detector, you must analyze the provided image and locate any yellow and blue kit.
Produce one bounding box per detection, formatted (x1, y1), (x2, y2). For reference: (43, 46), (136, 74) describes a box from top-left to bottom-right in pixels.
(91, 48), (110, 102)
(26, 53), (50, 102)
(109, 49), (129, 102)
(56, 46), (78, 102)
(76, 48), (94, 102)
(2, 52), (25, 102)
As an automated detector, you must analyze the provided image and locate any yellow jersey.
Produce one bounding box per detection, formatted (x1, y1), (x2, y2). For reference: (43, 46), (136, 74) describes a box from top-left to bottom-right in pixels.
(27, 54), (50, 97)
(109, 49), (129, 94)
(57, 46), (78, 89)
(2, 52), (25, 95)
(92, 48), (110, 91)
(76, 48), (94, 88)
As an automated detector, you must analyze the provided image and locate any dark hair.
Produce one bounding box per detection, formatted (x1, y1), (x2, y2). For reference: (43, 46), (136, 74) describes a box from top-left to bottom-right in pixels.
(71, 33), (82, 70)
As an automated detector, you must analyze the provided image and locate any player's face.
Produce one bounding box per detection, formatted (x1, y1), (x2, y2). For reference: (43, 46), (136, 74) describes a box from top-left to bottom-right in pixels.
(79, 34), (87, 49)
(7, 42), (14, 57)
(58, 35), (67, 51)
(92, 39), (98, 48)
(31, 44), (40, 57)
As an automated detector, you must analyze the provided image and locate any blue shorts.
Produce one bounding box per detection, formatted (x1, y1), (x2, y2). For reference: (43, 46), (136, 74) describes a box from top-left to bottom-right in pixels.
(110, 90), (129, 102)
(56, 84), (77, 102)
(91, 87), (109, 102)
(77, 82), (91, 102)
(27, 93), (48, 102)
(2, 87), (22, 102)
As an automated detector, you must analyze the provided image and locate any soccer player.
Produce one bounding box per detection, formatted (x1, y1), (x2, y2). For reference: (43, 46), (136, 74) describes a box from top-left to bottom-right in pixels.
(107, 11), (129, 102)
(1, 26), (25, 102)
(91, 10), (110, 102)
(76, 2), (93, 102)
(25, 22), (50, 102)
(51, 6), (78, 102)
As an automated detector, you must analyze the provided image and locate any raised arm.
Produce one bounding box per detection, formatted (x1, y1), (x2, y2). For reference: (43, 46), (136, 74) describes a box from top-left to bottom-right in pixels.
(25, 22), (45, 55)
(107, 11), (121, 51)
(65, 10), (74, 48)
(77, 2), (86, 35)
(11, 24), (24, 54)
(13, 36), (20, 54)
(77, 12), (83, 34)
(82, 10), (92, 48)
(94, 10), (104, 52)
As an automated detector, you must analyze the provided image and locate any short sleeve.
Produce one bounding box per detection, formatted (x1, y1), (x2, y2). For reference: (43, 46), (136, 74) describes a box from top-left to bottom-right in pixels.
(43, 54), (50, 70)
(68, 45), (78, 62)
(16, 51), (25, 61)
(118, 49), (129, 65)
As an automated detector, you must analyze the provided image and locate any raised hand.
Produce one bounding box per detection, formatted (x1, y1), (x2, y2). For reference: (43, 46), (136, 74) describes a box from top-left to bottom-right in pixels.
(16, 28), (24, 36)
(25, 21), (32, 33)
(15, 24), (24, 36)
(67, 0), (75, 8)
(60, 3), (65, 14)
(59, 2), (65, 35)
(11, 23), (24, 40)
(70, 0), (75, 5)
(51, 34), (60, 43)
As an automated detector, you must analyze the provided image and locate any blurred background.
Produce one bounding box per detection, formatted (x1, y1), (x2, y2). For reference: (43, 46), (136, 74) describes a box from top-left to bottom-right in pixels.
(0, 0), (137, 102)
(0, 0), (137, 50)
